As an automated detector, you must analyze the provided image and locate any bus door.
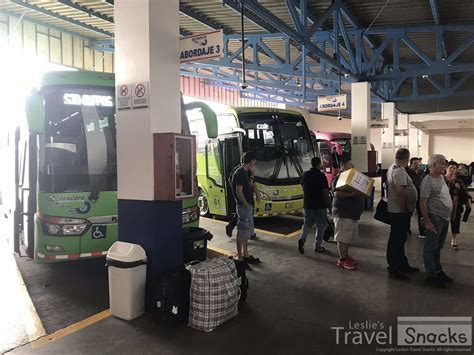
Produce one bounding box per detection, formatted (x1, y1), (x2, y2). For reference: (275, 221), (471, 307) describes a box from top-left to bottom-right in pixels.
(316, 139), (334, 184)
(219, 137), (241, 216)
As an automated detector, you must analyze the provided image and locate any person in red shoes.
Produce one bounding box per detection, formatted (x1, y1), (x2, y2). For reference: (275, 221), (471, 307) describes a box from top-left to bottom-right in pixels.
(331, 159), (365, 270)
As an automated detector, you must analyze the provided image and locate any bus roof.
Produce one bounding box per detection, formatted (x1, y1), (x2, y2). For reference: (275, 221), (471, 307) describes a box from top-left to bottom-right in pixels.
(227, 107), (303, 116)
(314, 131), (351, 141)
(39, 70), (115, 89)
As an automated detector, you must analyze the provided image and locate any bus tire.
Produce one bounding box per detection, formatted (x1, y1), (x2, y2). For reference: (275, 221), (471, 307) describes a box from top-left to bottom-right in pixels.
(198, 189), (210, 217)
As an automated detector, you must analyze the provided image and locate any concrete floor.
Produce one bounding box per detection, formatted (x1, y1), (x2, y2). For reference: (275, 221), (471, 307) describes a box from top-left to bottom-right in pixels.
(8, 210), (474, 354)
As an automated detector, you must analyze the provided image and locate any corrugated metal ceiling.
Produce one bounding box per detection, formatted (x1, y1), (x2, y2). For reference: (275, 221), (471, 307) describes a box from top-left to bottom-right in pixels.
(0, 0), (473, 112)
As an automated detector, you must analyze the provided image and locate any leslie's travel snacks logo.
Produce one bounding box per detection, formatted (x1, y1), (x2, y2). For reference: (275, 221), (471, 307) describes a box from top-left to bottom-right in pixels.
(331, 317), (472, 351)
(397, 317), (471, 346)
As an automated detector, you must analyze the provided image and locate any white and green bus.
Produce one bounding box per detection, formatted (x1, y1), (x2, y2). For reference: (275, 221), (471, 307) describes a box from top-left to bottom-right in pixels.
(1, 70), (217, 262)
(190, 107), (318, 218)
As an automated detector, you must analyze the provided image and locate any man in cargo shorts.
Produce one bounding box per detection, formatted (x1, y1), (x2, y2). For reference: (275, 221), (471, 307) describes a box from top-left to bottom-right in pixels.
(232, 151), (260, 265)
(331, 159), (365, 270)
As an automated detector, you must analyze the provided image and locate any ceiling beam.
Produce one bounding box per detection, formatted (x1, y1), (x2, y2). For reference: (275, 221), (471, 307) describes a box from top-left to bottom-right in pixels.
(222, 0), (356, 78)
(0, 8), (93, 41)
(429, 0), (447, 59)
(55, 0), (114, 23)
(9, 0), (113, 38)
(179, 4), (226, 33)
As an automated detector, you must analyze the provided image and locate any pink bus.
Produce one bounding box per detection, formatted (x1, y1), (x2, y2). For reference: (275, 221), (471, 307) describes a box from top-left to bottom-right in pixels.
(313, 131), (377, 184)
(313, 131), (351, 184)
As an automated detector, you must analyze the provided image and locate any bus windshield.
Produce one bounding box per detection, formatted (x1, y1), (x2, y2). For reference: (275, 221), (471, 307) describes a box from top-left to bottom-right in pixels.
(239, 112), (313, 184)
(332, 138), (351, 159)
(38, 86), (116, 193)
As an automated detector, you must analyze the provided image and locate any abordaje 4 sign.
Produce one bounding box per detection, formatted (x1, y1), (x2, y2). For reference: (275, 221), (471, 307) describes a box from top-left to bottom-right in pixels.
(317, 94), (347, 112)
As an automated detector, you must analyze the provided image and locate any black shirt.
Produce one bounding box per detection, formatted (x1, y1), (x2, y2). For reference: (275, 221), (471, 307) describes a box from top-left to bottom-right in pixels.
(301, 168), (329, 209)
(406, 168), (425, 190)
(232, 166), (254, 206)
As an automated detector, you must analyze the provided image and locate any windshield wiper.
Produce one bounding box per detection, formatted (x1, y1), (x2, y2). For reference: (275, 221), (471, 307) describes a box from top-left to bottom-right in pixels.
(88, 150), (117, 202)
(288, 148), (304, 177)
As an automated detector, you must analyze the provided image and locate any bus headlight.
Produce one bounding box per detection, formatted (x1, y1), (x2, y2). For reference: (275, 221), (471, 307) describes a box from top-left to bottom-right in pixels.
(38, 213), (90, 236)
(257, 191), (270, 200)
(182, 206), (199, 224)
(62, 224), (88, 235)
(46, 224), (61, 235)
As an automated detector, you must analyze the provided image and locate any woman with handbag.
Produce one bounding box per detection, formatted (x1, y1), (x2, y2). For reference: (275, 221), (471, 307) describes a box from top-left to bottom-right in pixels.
(445, 161), (471, 250)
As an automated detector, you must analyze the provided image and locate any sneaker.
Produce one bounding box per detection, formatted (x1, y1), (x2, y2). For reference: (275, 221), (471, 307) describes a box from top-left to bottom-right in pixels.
(438, 270), (454, 284)
(346, 255), (360, 265)
(337, 258), (357, 270)
(451, 244), (458, 250)
(398, 265), (420, 273)
(225, 224), (233, 238)
(314, 246), (326, 253)
(425, 275), (447, 288)
(298, 239), (305, 254)
(418, 235), (427, 239)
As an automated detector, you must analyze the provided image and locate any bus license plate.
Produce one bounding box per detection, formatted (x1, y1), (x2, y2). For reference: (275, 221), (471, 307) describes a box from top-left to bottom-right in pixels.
(285, 202), (294, 209)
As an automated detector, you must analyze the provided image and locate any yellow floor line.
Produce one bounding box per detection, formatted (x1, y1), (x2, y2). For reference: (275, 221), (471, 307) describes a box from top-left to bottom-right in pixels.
(207, 244), (235, 257)
(30, 309), (111, 349)
(254, 228), (286, 237)
(201, 217), (286, 238)
(285, 230), (301, 238)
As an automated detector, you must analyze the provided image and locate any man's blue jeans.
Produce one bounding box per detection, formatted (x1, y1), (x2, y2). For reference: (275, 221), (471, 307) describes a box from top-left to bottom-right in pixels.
(299, 208), (328, 249)
(423, 214), (449, 277)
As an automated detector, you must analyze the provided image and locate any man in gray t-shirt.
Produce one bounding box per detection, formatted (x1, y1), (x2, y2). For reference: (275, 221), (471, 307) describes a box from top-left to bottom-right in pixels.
(387, 165), (418, 213)
(386, 148), (420, 279)
(419, 154), (453, 287)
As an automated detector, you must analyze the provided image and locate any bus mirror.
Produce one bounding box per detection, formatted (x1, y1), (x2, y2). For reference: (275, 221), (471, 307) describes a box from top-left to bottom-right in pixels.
(26, 91), (45, 134)
(185, 102), (218, 139)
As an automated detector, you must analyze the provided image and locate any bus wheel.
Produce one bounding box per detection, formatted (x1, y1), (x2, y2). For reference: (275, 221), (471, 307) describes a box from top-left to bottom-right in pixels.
(198, 190), (210, 217)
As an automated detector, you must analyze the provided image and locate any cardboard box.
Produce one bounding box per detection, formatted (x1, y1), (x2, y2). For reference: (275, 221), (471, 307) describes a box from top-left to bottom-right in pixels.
(335, 168), (375, 196)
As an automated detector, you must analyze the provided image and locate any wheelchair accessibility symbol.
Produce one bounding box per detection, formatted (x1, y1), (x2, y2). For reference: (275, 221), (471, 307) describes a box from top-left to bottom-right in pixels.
(92, 225), (106, 239)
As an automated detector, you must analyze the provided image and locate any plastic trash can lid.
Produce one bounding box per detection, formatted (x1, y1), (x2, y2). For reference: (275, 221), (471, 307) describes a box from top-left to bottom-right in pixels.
(107, 241), (147, 263)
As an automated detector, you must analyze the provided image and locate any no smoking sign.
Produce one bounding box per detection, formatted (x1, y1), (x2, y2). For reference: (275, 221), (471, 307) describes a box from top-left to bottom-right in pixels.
(132, 81), (149, 108)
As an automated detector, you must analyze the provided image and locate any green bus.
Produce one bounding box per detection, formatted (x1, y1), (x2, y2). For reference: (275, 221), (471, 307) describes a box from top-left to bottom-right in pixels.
(1, 70), (217, 263)
(190, 107), (318, 218)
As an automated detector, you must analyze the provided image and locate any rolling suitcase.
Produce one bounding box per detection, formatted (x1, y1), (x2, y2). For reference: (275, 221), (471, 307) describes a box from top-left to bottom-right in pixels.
(153, 267), (192, 325)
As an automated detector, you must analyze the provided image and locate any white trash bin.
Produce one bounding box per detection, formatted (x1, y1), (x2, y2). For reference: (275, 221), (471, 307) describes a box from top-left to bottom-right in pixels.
(107, 241), (147, 320)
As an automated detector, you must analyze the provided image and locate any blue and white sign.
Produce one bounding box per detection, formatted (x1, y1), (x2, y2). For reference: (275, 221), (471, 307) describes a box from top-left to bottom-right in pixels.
(317, 94), (347, 112)
(180, 29), (223, 63)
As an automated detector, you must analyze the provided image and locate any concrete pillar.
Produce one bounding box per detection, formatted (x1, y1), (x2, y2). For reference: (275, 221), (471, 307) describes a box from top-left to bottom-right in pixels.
(420, 131), (430, 162)
(115, 0), (182, 310)
(381, 102), (395, 169)
(397, 113), (408, 149)
(408, 122), (419, 159)
(351, 82), (370, 172)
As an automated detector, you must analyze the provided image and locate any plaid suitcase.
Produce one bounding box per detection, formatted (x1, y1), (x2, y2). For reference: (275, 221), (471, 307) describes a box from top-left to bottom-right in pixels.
(188, 257), (240, 332)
